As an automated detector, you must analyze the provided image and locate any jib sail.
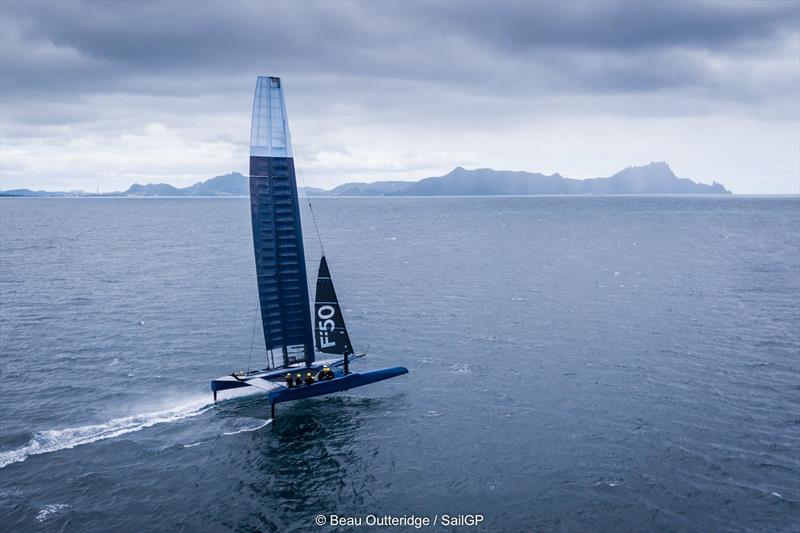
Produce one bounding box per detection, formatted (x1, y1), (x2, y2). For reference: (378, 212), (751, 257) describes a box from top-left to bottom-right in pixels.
(249, 76), (315, 366)
(314, 256), (353, 355)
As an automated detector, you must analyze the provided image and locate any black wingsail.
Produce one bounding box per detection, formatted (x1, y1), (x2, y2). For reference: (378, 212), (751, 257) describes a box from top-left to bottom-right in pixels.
(314, 256), (353, 355)
(249, 76), (315, 367)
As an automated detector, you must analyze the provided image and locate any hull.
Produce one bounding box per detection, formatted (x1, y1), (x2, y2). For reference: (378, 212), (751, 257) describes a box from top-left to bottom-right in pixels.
(269, 366), (409, 405)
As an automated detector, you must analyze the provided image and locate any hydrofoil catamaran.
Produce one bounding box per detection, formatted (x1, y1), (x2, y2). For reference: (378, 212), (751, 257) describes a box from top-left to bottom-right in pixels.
(211, 76), (408, 417)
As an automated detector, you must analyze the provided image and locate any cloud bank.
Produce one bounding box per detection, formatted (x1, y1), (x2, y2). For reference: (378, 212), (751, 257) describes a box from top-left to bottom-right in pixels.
(1, 0), (798, 193)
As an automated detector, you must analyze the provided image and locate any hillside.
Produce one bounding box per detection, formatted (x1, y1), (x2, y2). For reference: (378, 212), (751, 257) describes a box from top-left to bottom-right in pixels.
(1, 162), (731, 197)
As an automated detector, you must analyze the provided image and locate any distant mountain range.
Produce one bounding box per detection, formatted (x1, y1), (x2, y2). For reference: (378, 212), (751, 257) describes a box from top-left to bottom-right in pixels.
(124, 172), (250, 197)
(0, 162), (730, 197)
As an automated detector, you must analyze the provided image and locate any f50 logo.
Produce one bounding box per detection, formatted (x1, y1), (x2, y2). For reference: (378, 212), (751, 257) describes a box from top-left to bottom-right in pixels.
(317, 305), (336, 348)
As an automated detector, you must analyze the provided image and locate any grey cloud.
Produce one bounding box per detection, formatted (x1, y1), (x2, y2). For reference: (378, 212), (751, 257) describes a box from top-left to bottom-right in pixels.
(1, 0), (798, 192)
(2, 0), (797, 98)
(410, 1), (797, 51)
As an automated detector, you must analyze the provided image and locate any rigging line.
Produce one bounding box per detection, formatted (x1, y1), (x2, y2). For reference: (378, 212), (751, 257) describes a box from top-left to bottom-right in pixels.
(294, 161), (326, 257)
(246, 295), (259, 373)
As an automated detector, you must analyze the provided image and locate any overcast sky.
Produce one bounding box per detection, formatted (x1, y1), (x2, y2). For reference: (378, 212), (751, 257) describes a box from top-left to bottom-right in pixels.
(1, 1), (798, 193)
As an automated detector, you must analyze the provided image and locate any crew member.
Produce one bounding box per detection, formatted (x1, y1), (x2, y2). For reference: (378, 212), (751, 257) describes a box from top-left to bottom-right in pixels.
(285, 372), (294, 388)
(325, 367), (335, 380)
(343, 350), (350, 375)
(296, 372), (303, 386)
(305, 371), (315, 385)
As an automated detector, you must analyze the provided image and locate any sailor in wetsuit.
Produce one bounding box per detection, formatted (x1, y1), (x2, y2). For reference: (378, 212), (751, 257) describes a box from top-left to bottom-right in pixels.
(324, 367), (335, 380)
(343, 350), (350, 375)
(285, 373), (294, 388)
(305, 371), (315, 385)
(296, 372), (303, 386)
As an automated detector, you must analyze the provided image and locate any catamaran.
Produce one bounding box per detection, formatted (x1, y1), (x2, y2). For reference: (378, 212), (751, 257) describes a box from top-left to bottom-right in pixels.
(211, 76), (408, 417)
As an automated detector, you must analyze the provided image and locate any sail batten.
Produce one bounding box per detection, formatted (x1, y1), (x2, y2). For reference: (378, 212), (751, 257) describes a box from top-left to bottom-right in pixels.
(249, 76), (314, 367)
(314, 256), (354, 355)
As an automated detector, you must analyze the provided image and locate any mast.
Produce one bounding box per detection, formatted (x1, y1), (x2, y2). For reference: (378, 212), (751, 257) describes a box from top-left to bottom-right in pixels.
(249, 76), (315, 367)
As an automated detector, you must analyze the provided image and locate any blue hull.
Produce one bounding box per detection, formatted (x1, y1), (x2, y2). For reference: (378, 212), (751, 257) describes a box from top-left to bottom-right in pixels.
(269, 366), (408, 405)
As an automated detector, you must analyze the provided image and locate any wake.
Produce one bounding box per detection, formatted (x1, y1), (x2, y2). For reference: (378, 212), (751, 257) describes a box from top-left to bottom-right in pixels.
(223, 418), (273, 436)
(0, 398), (214, 469)
(183, 418), (273, 448)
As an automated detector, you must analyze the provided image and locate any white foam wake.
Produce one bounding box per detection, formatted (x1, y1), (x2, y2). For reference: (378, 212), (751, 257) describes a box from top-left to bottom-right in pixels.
(36, 504), (70, 523)
(0, 399), (214, 469)
(222, 418), (272, 436)
(183, 417), (273, 448)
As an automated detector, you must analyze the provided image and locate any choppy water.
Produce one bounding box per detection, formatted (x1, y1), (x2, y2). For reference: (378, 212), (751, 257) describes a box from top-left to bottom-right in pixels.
(0, 196), (798, 532)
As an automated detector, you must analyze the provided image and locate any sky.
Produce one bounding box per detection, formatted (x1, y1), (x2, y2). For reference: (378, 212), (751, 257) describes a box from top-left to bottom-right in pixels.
(1, 1), (798, 194)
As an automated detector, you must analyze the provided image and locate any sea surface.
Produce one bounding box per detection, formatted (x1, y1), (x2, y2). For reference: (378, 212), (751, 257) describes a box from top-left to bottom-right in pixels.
(0, 196), (798, 532)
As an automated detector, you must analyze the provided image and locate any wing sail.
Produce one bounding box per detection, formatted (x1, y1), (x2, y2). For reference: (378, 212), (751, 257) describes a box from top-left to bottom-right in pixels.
(249, 76), (315, 366)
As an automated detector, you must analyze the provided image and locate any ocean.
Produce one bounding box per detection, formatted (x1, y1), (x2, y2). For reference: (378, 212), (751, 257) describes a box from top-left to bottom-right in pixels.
(0, 196), (798, 532)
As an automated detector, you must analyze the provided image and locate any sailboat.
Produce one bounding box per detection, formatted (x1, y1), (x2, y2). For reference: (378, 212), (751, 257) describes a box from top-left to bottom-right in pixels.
(211, 76), (408, 417)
